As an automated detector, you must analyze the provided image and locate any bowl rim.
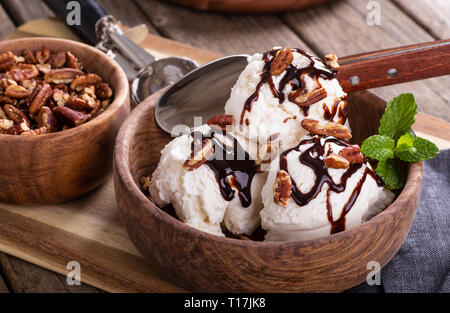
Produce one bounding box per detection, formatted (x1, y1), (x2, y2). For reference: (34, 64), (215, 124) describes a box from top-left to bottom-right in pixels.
(114, 89), (423, 248)
(0, 37), (129, 141)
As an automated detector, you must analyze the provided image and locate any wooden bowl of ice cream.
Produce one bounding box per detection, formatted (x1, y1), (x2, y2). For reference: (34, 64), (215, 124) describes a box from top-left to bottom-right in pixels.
(113, 88), (422, 292)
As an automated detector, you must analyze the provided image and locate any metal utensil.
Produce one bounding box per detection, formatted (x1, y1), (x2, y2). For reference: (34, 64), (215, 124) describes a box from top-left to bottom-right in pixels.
(155, 54), (249, 135)
(43, 0), (198, 102)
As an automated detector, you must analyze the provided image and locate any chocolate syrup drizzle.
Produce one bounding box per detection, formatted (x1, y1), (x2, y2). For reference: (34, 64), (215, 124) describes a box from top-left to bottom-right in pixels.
(190, 131), (258, 208)
(280, 136), (382, 234)
(240, 48), (338, 125)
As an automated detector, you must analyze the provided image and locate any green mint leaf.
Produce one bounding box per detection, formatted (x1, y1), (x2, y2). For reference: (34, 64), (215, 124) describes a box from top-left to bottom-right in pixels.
(396, 133), (414, 147)
(376, 159), (405, 190)
(378, 93), (417, 141)
(361, 135), (395, 161)
(395, 136), (439, 162)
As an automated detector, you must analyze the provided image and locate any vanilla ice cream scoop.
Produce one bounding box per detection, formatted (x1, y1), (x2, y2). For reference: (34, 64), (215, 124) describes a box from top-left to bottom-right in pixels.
(260, 135), (395, 242)
(225, 47), (348, 152)
(149, 125), (267, 236)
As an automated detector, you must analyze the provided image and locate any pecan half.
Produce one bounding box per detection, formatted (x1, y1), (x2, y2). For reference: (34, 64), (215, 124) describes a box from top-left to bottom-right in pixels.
(183, 139), (214, 171)
(52, 88), (70, 106)
(140, 175), (152, 191)
(301, 119), (352, 139)
(36, 63), (52, 74)
(44, 68), (84, 84)
(270, 46), (294, 76)
(35, 48), (50, 64)
(7, 64), (39, 81)
(49, 51), (67, 68)
(273, 170), (292, 207)
(324, 53), (340, 70)
(0, 119), (14, 130)
(95, 82), (113, 100)
(5, 85), (31, 99)
(324, 153), (350, 169)
(29, 83), (52, 115)
(288, 87), (327, 107)
(3, 104), (30, 126)
(66, 51), (80, 69)
(70, 73), (102, 91)
(66, 96), (91, 111)
(23, 50), (37, 64)
(270, 46), (293, 76)
(53, 106), (89, 127)
(21, 127), (48, 136)
(0, 95), (16, 105)
(207, 114), (234, 130)
(339, 145), (364, 164)
(0, 52), (15, 71)
(38, 106), (58, 132)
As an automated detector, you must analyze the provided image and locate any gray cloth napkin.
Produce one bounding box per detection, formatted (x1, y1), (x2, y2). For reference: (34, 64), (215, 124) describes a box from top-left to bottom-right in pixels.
(348, 149), (450, 293)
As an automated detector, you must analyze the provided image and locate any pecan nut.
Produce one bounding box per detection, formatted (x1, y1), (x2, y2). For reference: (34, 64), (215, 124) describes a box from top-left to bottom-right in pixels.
(0, 119), (14, 130)
(70, 73), (102, 91)
(288, 87), (327, 107)
(66, 51), (80, 69)
(35, 48), (50, 65)
(23, 50), (37, 64)
(44, 68), (84, 84)
(52, 88), (70, 106)
(183, 139), (214, 171)
(301, 118), (352, 139)
(21, 127), (48, 136)
(324, 53), (340, 70)
(207, 114), (234, 130)
(49, 51), (67, 68)
(0, 52), (16, 71)
(29, 83), (52, 115)
(95, 82), (113, 100)
(273, 170), (292, 207)
(53, 106), (90, 127)
(324, 153), (350, 169)
(66, 96), (91, 111)
(38, 106), (58, 132)
(5, 85), (31, 99)
(270, 46), (294, 76)
(3, 104), (30, 126)
(339, 145), (364, 164)
(7, 64), (39, 81)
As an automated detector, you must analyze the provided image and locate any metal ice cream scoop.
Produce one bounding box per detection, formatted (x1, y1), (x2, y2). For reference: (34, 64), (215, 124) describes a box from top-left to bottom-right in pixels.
(44, 0), (198, 103)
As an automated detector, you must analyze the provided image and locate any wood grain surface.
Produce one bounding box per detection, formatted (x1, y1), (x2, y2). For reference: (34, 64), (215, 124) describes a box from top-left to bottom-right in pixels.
(169, 0), (330, 13)
(0, 0), (448, 293)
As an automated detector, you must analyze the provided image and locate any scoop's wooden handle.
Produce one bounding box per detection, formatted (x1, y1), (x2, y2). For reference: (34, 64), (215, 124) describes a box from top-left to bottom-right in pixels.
(337, 39), (450, 92)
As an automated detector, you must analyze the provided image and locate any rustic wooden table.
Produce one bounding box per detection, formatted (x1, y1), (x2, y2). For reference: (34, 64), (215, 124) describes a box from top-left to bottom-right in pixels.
(0, 0), (448, 293)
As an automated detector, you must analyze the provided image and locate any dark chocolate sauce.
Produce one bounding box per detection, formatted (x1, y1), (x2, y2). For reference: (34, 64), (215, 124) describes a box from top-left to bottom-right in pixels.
(240, 48), (337, 124)
(280, 136), (381, 234)
(189, 131), (258, 208)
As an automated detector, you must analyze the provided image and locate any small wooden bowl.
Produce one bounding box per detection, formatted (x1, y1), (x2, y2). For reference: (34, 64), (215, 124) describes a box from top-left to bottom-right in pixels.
(0, 38), (130, 204)
(114, 90), (423, 292)
(170, 0), (331, 13)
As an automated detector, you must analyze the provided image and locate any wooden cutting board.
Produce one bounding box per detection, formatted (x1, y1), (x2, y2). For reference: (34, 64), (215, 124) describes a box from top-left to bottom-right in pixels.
(0, 18), (449, 293)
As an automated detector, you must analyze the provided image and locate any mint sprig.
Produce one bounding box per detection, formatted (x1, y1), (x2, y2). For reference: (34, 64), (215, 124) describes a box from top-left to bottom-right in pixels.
(361, 93), (439, 190)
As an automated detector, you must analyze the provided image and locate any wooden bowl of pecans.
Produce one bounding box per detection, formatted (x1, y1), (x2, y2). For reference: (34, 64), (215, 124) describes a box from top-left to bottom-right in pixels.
(0, 37), (129, 204)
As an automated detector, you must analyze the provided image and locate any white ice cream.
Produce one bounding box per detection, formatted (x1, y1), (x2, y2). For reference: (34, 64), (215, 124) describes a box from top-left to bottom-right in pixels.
(260, 135), (395, 242)
(225, 49), (348, 152)
(149, 125), (267, 237)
